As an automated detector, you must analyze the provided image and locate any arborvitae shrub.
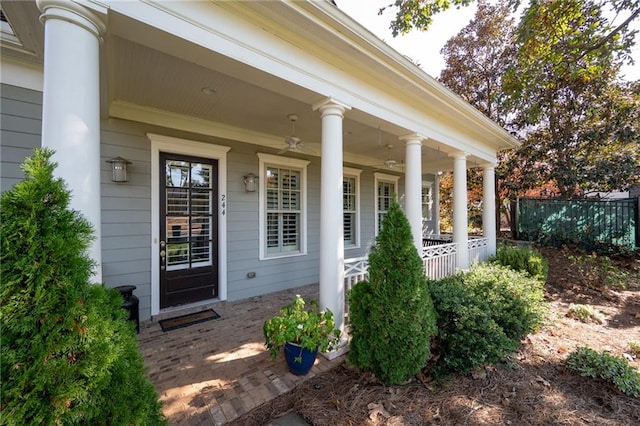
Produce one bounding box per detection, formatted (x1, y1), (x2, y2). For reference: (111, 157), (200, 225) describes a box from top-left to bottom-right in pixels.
(490, 244), (548, 281)
(348, 200), (437, 385)
(429, 264), (546, 376)
(0, 149), (166, 425)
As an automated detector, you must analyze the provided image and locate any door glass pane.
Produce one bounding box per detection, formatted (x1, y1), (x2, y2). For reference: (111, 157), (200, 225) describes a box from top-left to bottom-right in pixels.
(164, 158), (214, 271)
(191, 163), (211, 188)
(167, 217), (188, 241)
(167, 188), (189, 215)
(191, 189), (211, 215)
(166, 161), (189, 187)
(167, 242), (189, 267)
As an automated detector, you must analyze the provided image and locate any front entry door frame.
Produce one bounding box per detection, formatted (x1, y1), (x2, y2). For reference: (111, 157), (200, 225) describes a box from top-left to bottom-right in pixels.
(149, 133), (230, 316)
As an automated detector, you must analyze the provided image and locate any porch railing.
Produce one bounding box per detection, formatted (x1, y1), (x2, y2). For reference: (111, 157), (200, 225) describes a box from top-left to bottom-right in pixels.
(468, 237), (489, 264)
(343, 236), (490, 321)
(343, 256), (369, 318)
(422, 241), (458, 280)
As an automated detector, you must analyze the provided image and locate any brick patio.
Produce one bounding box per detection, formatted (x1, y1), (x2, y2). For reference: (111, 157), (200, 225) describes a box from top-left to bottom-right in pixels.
(137, 284), (345, 425)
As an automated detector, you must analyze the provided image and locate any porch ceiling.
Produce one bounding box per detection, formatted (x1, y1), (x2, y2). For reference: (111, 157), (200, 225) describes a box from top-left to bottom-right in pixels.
(107, 35), (439, 170)
(0, 0), (513, 173)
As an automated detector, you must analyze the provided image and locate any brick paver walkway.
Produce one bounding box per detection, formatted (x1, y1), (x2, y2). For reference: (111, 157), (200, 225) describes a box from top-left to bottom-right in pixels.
(137, 284), (345, 425)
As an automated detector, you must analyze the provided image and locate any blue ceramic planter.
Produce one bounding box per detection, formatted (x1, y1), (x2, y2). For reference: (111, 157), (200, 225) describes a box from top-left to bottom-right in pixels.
(284, 342), (318, 375)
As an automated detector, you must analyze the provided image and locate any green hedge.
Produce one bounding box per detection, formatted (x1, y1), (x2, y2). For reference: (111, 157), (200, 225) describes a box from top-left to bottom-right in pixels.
(490, 244), (548, 281)
(429, 264), (546, 376)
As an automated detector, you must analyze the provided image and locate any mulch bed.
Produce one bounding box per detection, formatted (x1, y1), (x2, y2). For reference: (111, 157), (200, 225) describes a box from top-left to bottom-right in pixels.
(230, 247), (640, 426)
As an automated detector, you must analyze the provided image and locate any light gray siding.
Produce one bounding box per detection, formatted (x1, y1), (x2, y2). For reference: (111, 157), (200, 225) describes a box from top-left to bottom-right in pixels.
(1, 86), (410, 321)
(99, 119), (153, 319)
(0, 84), (42, 192)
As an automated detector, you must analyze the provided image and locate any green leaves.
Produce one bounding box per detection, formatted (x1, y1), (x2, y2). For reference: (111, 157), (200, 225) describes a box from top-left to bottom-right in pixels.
(502, 0), (639, 197)
(429, 263), (547, 376)
(567, 347), (640, 397)
(384, 0), (475, 36)
(263, 295), (340, 360)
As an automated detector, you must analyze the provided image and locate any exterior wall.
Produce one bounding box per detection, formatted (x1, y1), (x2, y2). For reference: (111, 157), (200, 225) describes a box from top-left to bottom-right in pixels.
(99, 119), (153, 319)
(0, 82), (404, 321)
(0, 84), (42, 192)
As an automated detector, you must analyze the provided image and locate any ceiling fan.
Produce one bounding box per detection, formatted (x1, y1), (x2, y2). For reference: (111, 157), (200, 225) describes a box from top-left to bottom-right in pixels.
(372, 144), (404, 171)
(278, 114), (315, 155)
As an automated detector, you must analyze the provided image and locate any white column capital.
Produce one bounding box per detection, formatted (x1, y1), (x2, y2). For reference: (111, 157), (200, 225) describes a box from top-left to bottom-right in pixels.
(449, 150), (469, 159)
(481, 161), (497, 170)
(312, 97), (351, 117)
(399, 133), (426, 145)
(38, 0), (106, 41)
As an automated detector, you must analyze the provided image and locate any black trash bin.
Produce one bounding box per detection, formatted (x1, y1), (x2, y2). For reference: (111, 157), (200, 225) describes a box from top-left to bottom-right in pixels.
(115, 285), (140, 334)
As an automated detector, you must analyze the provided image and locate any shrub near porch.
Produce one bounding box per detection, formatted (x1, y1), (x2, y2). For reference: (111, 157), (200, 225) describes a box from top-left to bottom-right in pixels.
(0, 149), (165, 425)
(428, 263), (547, 376)
(348, 201), (438, 385)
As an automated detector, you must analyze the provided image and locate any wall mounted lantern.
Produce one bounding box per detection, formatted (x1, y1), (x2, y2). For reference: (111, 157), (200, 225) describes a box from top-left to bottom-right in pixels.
(106, 156), (132, 182)
(243, 172), (258, 192)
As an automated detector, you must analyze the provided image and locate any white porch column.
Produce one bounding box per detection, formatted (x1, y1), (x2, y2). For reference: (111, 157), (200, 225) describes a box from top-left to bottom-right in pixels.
(401, 134), (424, 254)
(451, 151), (469, 270)
(313, 98), (351, 337)
(38, 0), (105, 282)
(482, 163), (497, 256)
(434, 173), (441, 233)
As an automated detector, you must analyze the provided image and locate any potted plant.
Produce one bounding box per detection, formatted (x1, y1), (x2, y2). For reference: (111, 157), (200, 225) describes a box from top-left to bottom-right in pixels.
(263, 295), (341, 375)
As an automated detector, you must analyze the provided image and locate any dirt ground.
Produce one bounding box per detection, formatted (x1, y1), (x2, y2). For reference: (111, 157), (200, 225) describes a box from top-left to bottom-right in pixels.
(231, 247), (640, 426)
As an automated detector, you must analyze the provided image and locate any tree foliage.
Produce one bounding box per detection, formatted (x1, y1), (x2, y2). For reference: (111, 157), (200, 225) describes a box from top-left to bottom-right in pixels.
(438, 0), (516, 125)
(381, 0), (475, 36)
(438, 1), (515, 230)
(503, 0), (639, 197)
(0, 149), (166, 425)
(434, 0), (639, 200)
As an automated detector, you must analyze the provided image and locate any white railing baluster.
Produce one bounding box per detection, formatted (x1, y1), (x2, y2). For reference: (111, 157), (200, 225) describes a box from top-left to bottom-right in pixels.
(421, 241), (458, 280)
(343, 256), (369, 321)
(468, 237), (489, 264)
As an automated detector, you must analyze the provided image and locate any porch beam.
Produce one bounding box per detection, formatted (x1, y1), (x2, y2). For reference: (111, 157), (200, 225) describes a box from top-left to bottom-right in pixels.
(401, 133), (425, 254)
(313, 98), (351, 342)
(482, 163), (497, 256)
(37, 0), (106, 281)
(450, 151), (469, 270)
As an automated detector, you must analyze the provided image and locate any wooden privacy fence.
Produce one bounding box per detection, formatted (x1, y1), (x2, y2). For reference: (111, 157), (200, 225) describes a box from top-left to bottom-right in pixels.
(517, 197), (639, 250)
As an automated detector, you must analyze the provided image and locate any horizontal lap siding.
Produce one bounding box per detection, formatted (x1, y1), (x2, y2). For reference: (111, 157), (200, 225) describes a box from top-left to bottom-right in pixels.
(0, 84), (42, 192)
(225, 146), (321, 301)
(99, 120), (153, 319)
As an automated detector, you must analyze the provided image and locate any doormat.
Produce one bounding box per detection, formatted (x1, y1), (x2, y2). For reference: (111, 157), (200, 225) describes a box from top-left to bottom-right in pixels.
(159, 309), (220, 332)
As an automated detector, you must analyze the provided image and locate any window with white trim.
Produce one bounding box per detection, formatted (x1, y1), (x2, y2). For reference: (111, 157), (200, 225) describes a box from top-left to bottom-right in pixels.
(343, 167), (362, 248)
(422, 182), (433, 221)
(374, 173), (400, 234)
(258, 154), (309, 259)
